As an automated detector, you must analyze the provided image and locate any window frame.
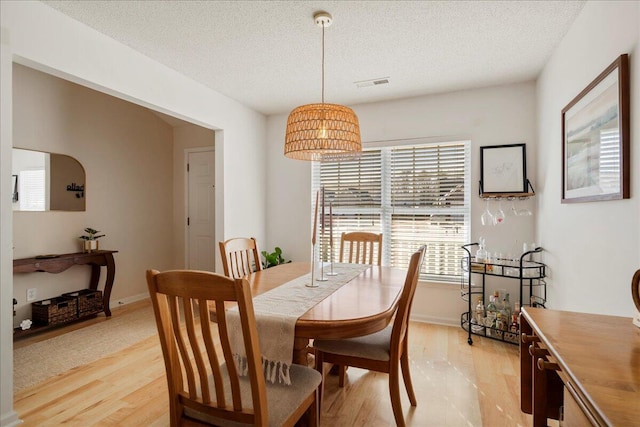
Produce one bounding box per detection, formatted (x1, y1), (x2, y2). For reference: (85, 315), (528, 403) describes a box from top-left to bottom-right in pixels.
(312, 138), (471, 283)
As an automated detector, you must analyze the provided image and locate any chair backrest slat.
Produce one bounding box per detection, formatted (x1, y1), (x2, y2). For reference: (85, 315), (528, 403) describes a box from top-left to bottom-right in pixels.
(214, 297), (244, 411)
(199, 299), (226, 408)
(182, 297), (211, 403)
(339, 232), (383, 266)
(168, 295), (199, 398)
(219, 237), (263, 279)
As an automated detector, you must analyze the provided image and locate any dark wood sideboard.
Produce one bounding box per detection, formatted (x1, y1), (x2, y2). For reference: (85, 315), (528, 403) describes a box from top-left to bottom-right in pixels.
(13, 250), (117, 337)
(520, 307), (640, 426)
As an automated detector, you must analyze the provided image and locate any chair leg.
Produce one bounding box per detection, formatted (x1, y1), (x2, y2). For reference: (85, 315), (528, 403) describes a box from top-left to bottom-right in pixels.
(389, 363), (406, 427)
(314, 350), (324, 414)
(170, 396), (183, 427)
(308, 388), (319, 427)
(338, 365), (346, 387)
(400, 349), (417, 406)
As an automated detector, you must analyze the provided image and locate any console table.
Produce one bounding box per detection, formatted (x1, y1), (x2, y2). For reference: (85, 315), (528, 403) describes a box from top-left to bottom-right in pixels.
(13, 250), (117, 337)
(520, 307), (640, 426)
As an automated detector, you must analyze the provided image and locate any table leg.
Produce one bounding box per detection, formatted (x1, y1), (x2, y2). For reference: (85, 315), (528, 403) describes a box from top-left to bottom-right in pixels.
(89, 264), (100, 291)
(89, 263), (109, 317)
(102, 253), (116, 316)
(532, 356), (548, 427)
(293, 337), (311, 365)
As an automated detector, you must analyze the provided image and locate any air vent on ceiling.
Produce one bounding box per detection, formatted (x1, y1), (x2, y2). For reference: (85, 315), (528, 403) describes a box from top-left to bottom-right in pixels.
(355, 77), (390, 88)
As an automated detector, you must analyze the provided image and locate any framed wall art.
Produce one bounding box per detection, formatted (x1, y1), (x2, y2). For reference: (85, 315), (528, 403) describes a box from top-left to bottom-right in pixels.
(561, 53), (629, 203)
(480, 143), (527, 194)
(12, 174), (18, 203)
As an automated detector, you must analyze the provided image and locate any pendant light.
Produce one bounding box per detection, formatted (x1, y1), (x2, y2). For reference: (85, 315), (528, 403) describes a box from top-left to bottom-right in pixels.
(284, 11), (362, 162)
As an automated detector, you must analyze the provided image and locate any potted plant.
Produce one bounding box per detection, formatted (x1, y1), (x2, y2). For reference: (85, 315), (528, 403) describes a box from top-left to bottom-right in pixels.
(261, 247), (291, 269)
(79, 227), (105, 253)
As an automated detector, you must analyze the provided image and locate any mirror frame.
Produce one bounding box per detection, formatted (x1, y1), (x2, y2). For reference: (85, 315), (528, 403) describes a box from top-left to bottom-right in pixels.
(12, 148), (86, 212)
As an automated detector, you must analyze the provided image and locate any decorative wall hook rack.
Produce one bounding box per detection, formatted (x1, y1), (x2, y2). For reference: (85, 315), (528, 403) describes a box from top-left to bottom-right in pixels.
(479, 179), (535, 200)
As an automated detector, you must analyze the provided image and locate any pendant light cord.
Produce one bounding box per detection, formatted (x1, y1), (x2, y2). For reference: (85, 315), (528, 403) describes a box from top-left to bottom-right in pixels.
(321, 23), (325, 105)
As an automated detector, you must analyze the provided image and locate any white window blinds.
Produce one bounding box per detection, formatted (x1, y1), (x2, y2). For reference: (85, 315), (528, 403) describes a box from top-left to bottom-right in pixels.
(19, 169), (46, 211)
(313, 140), (470, 282)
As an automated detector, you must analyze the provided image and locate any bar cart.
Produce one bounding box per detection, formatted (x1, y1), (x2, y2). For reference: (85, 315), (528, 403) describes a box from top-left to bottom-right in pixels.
(460, 243), (546, 345)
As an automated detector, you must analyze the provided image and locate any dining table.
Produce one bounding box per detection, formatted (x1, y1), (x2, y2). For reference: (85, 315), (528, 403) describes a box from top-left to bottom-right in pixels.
(241, 261), (407, 365)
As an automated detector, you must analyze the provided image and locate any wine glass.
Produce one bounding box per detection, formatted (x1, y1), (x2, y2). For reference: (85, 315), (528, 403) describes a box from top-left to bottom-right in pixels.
(510, 198), (519, 216)
(494, 200), (505, 224)
(516, 197), (532, 216)
(480, 199), (494, 226)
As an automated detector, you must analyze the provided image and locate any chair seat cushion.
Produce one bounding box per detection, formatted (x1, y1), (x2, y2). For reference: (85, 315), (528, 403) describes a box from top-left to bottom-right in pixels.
(313, 325), (392, 361)
(184, 363), (321, 427)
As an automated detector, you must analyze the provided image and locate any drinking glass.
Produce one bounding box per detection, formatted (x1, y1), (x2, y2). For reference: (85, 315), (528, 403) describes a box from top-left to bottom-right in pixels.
(510, 199), (519, 216)
(516, 197), (532, 216)
(494, 200), (505, 224)
(480, 199), (494, 226)
(518, 207), (533, 216)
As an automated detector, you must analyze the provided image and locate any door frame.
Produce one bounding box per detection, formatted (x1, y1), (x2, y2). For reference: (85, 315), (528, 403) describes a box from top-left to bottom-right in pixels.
(184, 146), (215, 269)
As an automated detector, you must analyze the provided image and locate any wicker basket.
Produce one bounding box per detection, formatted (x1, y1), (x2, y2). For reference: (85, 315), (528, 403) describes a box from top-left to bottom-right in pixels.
(63, 289), (103, 317)
(32, 296), (77, 326)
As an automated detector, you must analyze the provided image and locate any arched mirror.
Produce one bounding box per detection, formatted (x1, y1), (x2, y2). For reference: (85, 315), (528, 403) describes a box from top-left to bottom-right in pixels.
(12, 148), (86, 212)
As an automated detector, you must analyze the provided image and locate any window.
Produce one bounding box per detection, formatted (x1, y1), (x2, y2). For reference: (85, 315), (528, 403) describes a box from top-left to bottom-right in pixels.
(312, 139), (470, 282)
(19, 169), (46, 211)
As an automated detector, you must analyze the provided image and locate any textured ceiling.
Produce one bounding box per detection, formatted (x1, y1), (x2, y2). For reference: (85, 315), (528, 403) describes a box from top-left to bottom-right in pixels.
(43, 1), (585, 116)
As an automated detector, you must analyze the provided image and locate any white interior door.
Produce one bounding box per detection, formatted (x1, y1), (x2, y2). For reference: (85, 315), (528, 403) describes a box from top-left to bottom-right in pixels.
(187, 149), (215, 271)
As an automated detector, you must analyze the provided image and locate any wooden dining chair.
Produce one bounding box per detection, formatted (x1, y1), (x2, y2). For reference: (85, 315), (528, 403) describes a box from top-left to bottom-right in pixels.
(313, 245), (426, 427)
(146, 269), (321, 427)
(219, 237), (263, 279)
(632, 269), (640, 314)
(339, 232), (383, 266)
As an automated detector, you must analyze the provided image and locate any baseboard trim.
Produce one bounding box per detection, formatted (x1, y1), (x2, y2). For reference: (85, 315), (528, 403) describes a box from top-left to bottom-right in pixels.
(410, 313), (459, 328)
(0, 410), (23, 427)
(109, 292), (149, 310)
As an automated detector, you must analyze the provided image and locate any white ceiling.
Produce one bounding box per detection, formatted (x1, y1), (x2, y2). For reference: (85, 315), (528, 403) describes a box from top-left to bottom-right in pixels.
(42, 1), (585, 116)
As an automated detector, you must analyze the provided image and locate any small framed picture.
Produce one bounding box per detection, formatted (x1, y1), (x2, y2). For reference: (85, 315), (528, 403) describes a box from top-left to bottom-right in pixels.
(561, 54), (630, 203)
(12, 174), (18, 203)
(480, 144), (527, 194)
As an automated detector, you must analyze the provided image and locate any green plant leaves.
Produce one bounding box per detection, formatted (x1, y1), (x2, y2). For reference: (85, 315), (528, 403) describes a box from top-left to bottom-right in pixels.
(79, 228), (105, 240)
(261, 247), (290, 269)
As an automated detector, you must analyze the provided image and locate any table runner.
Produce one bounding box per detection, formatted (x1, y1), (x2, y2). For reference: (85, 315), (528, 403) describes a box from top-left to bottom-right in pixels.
(228, 263), (369, 385)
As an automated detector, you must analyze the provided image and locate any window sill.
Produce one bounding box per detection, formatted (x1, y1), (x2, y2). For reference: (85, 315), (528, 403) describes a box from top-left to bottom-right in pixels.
(418, 279), (460, 289)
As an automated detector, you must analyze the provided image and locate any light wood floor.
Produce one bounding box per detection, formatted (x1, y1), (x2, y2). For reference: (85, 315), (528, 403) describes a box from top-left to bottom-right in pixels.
(14, 300), (533, 426)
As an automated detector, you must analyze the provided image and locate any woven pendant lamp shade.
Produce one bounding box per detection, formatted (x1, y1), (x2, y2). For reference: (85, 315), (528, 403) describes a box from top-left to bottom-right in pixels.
(284, 103), (361, 161)
(284, 11), (362, 162)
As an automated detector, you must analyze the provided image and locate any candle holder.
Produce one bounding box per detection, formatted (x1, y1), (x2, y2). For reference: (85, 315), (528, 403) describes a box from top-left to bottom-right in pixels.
(316, 261), (328, 282)
(316, 243), (328, 282)
(316, 186), (328, 282)
(308, 190), (321, 287)
(307, 243), (319, 288)
(327, 244), (338, 276)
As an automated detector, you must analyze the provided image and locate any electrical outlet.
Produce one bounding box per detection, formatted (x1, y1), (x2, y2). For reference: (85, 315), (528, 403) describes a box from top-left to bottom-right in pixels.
(26, 288), (37, 302)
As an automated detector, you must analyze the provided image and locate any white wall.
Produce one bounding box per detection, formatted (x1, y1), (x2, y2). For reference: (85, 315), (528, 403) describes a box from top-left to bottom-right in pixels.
(536, 1), (639, 318)
(266, 82), (538, 325)
(0, 2), (266, 424)
(12, 64), (175, 322)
